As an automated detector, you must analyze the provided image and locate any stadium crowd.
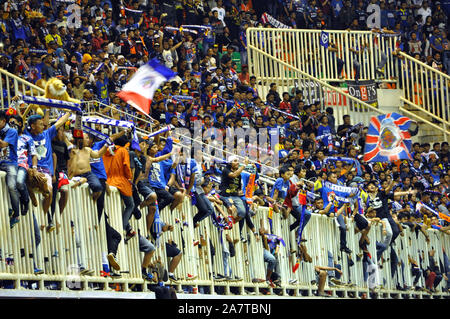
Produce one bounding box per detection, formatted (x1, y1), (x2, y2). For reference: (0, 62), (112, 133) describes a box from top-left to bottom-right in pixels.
(0, 0), (449, 294)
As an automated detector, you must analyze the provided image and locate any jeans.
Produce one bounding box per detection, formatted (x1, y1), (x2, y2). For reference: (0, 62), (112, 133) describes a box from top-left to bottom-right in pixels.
(263, 249), (277, 271)
(376, 218), (393, 260)
(240, 50), (248, 67)
(97, 178), (106, 221)
(353, 59), (361, 82)
(336, 58), (345, 77)
(377, 51), (387, 70)
(0, 163), (20, 219)
(120, 194), (135, 232)
(290, 206), (312, 240)
(327, 251), (342, 279)
(225, 196), (247, 218)
(16, 166), (29, 215)
(193, 193), (215, 224)
(222, 251), (232, 277)
(335, 213), (347, 249)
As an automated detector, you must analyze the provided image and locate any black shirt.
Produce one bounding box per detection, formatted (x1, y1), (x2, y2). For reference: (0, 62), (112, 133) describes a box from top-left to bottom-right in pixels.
(368, 190), (393, 219)
(337, 123), (352, 137)
(52, 140), (69, 173)
(220, 166), (242, 197)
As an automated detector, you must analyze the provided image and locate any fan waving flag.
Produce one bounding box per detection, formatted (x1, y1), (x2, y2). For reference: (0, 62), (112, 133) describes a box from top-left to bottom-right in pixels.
(364, 112), (414, 162)
(117, 59), (176, 116)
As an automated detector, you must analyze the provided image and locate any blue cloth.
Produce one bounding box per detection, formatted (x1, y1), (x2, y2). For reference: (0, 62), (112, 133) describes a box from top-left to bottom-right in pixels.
(148, 159), (174, 189)
(270, 177), (290, 200)
(0, 126), (18, 165)
(90, 141), (108, 180)
(25, 125), (57, 174)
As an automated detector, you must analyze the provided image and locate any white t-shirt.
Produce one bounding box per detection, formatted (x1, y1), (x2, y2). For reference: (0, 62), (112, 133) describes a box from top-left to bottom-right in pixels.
(212, 6), (226, 26)
(417, 7), (431, 25)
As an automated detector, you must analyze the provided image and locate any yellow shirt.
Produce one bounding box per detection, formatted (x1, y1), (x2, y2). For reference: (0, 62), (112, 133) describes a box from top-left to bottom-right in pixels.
(45, 33), (63, 46)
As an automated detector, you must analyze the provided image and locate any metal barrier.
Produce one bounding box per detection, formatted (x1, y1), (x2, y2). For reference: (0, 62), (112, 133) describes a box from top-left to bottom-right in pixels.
(247, 27), (399, 85)
(0, 68), (45, 109)
(397, 52), (450, 141)
(1, 172), (449, 298)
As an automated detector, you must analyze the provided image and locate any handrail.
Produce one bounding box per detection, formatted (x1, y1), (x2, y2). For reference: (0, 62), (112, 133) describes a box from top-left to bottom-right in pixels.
(247, 39), (385, 115)
(0, 171), (448, 298)
(398, 52), (450, 80)
(0, 67), (46, 93)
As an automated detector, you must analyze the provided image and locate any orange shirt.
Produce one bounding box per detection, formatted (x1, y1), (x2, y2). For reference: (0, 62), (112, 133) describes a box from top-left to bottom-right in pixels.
(103, 145), (133, 197)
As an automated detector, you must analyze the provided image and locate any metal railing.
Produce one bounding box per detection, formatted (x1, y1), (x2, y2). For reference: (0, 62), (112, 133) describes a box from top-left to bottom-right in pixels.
(1, 172), (449, 298)
(0, 68), (45, 109)
(247, 27), (399, 85)
(247, 29), (387, 128)
(398, 52), (450, 141)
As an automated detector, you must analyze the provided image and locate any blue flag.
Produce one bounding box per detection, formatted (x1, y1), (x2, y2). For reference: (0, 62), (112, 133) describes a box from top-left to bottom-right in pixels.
(320, 31), (329, 48)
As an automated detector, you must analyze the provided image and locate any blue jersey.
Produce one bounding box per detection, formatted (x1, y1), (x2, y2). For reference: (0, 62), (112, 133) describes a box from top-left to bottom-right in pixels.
(270, 177), (290, 200)
(0, 125), (18, 165)
(90, 140), (108, 180)
(148, 159), (174, 189)
(25, 125), (57, 174)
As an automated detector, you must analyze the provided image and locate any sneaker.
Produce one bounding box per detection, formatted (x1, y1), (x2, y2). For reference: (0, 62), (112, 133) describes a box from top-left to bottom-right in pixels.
(252, 278), (265, 283)
(330, 278), (343, 285)
(10, 217), (20, 229)
(80, 268), (94, 276)
(288, 279), (298, 284)
(214, 274), (226, 281)
(273, 278), (282, 287)
(340, 247), (352, 254)
(110, 271), (122, 278)
(142, 272), (154, 281)
(169, 274), (179, 283)
(46, 223), (56, 233)
(34, 268), (44, 275)
(125, 230), (136, 242)
(107, 253), (120, 271)
(225, 275), (233, 281)
(232, 276), (242, 282)
(133, 208), (142, 220)
(186, 273), (197, 280)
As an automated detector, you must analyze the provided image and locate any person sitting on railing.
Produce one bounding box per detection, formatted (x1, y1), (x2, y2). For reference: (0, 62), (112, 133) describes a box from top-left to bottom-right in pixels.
(83, 129), (125, 273)
(24, 110), (72, 232)
(0, 110), (20, 228)
(219, 156), (259, 242)
(102, 134), (137, 240)
(314, 171), (352, 254)
(284, 165), (312, 244)
(145, 136), (184, 214)
(49, 122), (70, 226)
(267, 165), (292, 220)
(258, 223), (282, 289)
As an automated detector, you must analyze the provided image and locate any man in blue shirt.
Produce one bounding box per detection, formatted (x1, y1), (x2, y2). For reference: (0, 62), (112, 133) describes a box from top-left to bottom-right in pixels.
(25, 111), (71, 231)
(147, 137), (183, 214)
(0, 110), (19, 227)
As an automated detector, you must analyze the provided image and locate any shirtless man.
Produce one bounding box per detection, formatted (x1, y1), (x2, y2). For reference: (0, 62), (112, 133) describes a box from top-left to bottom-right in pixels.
(65, 132), (110, 202)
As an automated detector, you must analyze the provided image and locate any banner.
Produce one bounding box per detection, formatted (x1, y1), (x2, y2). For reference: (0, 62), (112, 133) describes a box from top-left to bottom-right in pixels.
(346, 80), (378, 105)
(261, 12), (292, 29)
(294, 80), (322, 105)
(322, 181), (360, 208)
(364, 112), (414, 163)
(320, 31), (329, 48)
(117, 59), (176, 116)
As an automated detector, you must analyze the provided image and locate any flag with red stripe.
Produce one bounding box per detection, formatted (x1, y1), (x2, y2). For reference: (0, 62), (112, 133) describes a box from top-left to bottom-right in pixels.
(117, 59), (176, 116)
(363, 113), (414, 162)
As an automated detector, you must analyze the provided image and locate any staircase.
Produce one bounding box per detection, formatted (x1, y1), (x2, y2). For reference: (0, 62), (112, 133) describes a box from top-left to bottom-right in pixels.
(246, 27), (449, 142)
